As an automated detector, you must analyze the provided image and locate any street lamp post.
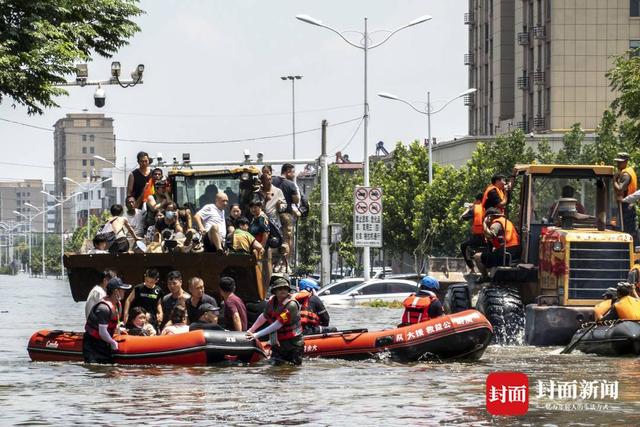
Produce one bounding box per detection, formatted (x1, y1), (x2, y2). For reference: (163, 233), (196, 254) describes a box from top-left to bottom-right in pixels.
(280, 75), (303, 158)
(62, 177), (112, 241)
(93, 155), (127, 203)
(41, 191), (79, 279)
(378, 88), (477, 183)
(297, 13), (431, 279)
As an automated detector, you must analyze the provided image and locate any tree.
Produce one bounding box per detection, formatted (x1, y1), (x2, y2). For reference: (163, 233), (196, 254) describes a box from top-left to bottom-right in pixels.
(606, 48), (640, 144)
(0, 0), (143, 114)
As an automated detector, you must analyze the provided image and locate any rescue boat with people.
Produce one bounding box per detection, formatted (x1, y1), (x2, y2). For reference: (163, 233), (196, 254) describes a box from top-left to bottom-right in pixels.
(302, 309), (493, 362)
(27, 329), (267, 365)
(570, 320), (640, 357)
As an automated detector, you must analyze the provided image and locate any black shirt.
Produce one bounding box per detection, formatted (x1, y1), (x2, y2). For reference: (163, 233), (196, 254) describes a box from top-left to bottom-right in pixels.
(131, 284), (163, 321)
(189, 322), (225, 331)
(131, 169), (151, 202)
(87, 302), (112, 329)
(162, 293), (189, 325)
(185, 294), (217, 324)
(271, 176), (298, 214)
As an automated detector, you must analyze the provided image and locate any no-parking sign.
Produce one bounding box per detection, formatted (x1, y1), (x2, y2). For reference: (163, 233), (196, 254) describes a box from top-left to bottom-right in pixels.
(353, 186), (383, 247)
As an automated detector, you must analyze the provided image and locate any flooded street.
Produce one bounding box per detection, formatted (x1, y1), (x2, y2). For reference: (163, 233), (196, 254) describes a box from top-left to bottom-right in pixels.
(2, 274), (640, 426)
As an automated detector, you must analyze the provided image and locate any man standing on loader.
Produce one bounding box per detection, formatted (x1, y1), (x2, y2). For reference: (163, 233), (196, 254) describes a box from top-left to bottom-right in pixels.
(613, 152), (638, 245)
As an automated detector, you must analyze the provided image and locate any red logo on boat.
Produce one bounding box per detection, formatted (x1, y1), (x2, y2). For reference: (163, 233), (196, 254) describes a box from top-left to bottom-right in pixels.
(486, 372), (529, 416)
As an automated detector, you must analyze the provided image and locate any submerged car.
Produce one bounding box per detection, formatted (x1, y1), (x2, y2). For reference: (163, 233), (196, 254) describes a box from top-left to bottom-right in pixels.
(318, 278), (365, 297)
(320, 279), (419, 306)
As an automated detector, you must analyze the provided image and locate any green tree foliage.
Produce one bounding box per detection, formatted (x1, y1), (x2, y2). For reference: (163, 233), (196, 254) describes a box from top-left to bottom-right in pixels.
(0, 0), (143, 114)
(30, 233), (62, 276)
(606, 48), (640, 144)
(66, 212), (109, 252)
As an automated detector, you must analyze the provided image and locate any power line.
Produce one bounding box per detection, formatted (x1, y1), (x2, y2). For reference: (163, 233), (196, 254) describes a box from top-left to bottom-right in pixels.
(59, 103), (363, 118)
(0, 116), (362, 145)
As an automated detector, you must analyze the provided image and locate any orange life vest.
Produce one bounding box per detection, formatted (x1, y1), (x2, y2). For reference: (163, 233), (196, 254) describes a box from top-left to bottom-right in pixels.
(482, 184), (506, 214)
(401, 292), (437, 325)
(471, 202), (484, 235)
(613, 295), (640, 321)
(85, 298), (120, 339)
(593, 299), (612, 321)
(265, 295), (302, 341)
(293, 290), (320, 328)
(142, 178), (156, 202)
(622, 166), (638, 196)
(490, 217), (519, 249)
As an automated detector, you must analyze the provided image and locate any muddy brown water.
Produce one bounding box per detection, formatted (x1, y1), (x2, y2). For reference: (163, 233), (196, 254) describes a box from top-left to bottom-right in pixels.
(1, 274), (639, 426)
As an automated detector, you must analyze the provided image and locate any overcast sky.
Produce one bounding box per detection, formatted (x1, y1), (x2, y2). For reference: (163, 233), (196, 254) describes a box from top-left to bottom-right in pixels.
(0, 0), (468, 184)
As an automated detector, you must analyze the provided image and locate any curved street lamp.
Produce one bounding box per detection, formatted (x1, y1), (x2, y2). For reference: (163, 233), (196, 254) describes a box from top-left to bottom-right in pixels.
(378, 88), (477, 183)
(297, 13), (432, 280)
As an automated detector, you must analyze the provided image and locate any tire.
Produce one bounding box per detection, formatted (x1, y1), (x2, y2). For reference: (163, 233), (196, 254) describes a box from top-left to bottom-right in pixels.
(476, 286), (525, 345)
(246, 300), (266, 324)
(443, 283), (472, 314)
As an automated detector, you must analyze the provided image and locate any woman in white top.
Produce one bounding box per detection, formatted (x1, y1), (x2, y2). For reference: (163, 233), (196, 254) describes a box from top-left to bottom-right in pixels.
(161, 305), (189, 335)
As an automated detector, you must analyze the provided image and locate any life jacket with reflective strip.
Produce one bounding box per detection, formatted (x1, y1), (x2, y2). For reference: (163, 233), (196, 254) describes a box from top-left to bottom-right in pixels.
(401, 291), (437, 325)
(85, 298), (120, 339)
(622, 166), (638, 196)
(490, 217), (520, 249)
(471, 202), (484, 235)
(293, 290), (320, 328)
(265, 295), (302, 341)
(594, 299), (612, 321)
(482, 184), (506, 214)
(614, 295), (640, 321)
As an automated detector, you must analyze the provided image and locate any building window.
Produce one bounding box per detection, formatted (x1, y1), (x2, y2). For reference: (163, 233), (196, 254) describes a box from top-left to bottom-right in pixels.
(632, 0), (640, 17)
(82, 171), (87, 178)
(82, 159), (87, 166)
(89, 134), (95, 142)
(84, 192), (88, 200)
(82, 147), (87, 154)
(90, 147), (95, 154)
(82, 134), (87, 142)
(631, 40), (640, 56)
(90, 159), (95, 166)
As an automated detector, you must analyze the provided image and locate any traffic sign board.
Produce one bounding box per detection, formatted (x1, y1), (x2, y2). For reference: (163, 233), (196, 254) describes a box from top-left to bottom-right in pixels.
(353, 186), (383, 248)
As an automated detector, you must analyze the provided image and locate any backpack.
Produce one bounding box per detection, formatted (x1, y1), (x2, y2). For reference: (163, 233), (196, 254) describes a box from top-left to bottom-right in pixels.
(298, 194), (310, 218)
(267, 219), (283, 249)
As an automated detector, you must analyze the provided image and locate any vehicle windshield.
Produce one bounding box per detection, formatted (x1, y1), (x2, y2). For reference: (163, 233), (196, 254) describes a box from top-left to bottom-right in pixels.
(531, 174), (618, 228)
(172, 174), (241, 211)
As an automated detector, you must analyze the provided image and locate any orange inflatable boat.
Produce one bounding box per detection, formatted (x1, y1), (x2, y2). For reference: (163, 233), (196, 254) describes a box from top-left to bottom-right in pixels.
(27, 329), (267, 365)
(301, 310), (493, 362)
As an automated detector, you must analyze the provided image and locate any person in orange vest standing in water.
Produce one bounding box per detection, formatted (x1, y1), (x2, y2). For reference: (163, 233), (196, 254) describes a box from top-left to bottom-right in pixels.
(474, 208), (521, 284)
(400, 276), (444, 326)
(482, 174), (511, 214)
(615, 152), (639, 245)
(246, 277), (303, 365)
(460, 193), (487, 273)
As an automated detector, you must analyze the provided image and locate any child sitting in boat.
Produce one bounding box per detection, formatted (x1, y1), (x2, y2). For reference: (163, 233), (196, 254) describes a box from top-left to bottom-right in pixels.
(126, 306), (157, 336)
(161, 305), (189, 335)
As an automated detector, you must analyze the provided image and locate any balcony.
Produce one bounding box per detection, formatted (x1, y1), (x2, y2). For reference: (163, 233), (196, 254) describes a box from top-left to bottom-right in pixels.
(463, 93), (475, 106)
(533, 26), (545, 40)
(517, 32), (529, 45)
(533, 71), (545, 85)
(534, 115), (545, 129)
(517, 121), (529, 133)
(464, 12), (474, 25)
(517, 76), (529, 89)
(464, 53), (474, 65)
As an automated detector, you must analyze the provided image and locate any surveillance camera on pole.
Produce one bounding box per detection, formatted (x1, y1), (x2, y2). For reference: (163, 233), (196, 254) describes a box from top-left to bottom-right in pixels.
(94, 84), (106, 108)
(131, 64), (144, 81)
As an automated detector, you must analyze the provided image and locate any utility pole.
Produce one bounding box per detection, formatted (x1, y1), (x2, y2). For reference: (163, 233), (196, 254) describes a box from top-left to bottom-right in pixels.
(320, 120), (330, 286)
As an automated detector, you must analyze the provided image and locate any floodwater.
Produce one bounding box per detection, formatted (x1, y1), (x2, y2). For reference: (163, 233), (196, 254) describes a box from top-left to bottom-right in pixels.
(1, 274), (640, 426)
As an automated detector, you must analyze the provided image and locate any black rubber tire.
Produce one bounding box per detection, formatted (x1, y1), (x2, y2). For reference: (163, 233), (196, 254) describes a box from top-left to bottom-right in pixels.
(246, 300), (266, 324)
(476, 286), (525, 345)
(443, 283), (472, 314)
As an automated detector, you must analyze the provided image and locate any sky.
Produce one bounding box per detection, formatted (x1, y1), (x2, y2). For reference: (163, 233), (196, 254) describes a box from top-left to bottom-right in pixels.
(0, 0), (468, 184)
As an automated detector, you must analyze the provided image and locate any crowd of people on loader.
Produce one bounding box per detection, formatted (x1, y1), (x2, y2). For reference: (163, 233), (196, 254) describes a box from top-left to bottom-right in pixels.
(459, 151), (640, 321)
(86, 151), (310, 276)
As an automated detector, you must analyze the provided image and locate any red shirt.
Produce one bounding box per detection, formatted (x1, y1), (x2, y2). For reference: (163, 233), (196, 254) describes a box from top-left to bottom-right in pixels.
(224, 293), (248, 331)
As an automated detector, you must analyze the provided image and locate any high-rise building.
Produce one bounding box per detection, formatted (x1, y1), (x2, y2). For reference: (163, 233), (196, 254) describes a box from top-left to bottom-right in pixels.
(467, 0), (640, 136)
(53, 113), (115, 232)
(0, 179), (45, 232)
